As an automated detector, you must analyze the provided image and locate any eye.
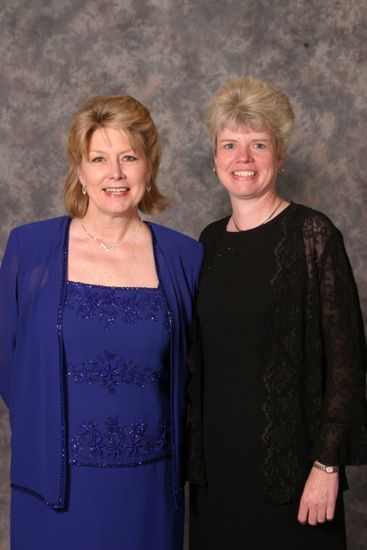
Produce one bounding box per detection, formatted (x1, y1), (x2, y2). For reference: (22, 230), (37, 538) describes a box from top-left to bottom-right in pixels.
(223, 143), (235, 150)
(121, 155), (137, 162)
(91, 156), (105, 163)
(253, 142), (266, 150)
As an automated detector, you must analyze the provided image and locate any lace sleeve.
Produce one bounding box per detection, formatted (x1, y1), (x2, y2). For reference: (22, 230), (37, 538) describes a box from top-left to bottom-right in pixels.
(312, 230), (367, 465)
(0, 230), (20, 407)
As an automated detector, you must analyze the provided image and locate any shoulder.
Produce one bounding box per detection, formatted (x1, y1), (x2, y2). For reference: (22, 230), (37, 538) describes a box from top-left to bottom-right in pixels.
(11, 216), (70, 241)
(287, 202), (342, 240)
(285, 203), (348, 263)
(148, 222), (204, 284)
(8, 216), (70, 256)
(199, 216), (229, 244)
(147, 221), (203, 257)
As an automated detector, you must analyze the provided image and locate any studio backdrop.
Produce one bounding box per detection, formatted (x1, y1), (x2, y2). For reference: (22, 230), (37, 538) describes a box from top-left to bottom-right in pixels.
(0, 1), (366, 549)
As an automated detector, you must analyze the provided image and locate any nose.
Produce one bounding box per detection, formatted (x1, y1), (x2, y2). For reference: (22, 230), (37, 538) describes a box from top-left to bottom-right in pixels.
(109, 158), (125, 180)
(236, 146), (253, 162)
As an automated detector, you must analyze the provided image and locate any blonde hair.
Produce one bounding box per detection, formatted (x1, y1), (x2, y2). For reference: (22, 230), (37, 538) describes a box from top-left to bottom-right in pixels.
(207, 76), (295, 158)
(64, 95), (168, 217)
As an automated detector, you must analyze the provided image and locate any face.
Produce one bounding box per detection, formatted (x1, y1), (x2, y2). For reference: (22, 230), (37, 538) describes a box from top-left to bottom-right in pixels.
(78, 126), (150, 219)
(214, 126), (284, 201)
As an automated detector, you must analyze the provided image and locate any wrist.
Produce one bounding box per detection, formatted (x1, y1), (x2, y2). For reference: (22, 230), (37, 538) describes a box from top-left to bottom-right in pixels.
(313, 460), (339, 474)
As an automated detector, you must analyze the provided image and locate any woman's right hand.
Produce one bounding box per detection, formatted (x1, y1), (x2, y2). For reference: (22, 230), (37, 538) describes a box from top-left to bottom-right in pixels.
(297, 466), (339, 525)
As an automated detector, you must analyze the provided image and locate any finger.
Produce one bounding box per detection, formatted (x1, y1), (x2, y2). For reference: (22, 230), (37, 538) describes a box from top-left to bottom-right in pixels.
(317, 507), (327, 523)
(307, 512), (318, 526)
(299, 504), (318, 526)
(297, 502), (308, 525)
(326, 500), (336, 521)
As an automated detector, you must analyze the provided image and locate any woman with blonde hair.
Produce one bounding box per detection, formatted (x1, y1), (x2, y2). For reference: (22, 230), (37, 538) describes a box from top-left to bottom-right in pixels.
(188, 76), (367, 549)
(0, 94), (203, 550)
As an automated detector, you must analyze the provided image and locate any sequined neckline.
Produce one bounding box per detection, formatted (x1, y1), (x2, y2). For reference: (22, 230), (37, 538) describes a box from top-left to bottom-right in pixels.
(66, 280), (160, 291)
(64, 280), (168, 329)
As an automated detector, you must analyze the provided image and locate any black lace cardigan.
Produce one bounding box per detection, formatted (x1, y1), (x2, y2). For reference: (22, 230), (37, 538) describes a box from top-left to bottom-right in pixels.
(186, 202), (367, 503)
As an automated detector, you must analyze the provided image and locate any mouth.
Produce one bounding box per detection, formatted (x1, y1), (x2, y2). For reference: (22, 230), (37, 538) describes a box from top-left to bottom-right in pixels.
(103, 186), (130, 195)
(232, 170), (256, 177)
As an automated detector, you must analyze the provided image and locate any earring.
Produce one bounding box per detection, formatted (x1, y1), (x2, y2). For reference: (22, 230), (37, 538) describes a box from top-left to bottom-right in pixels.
(278, 167), (285, 175)
(146, 181), (152, 193)
(212, 166), (217, 175)
(81, 185), (87, 196)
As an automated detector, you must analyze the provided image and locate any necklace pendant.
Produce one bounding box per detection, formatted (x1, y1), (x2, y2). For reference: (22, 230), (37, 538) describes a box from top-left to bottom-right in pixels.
(100, 242), (111, 252)
(81, 217), (143, 253)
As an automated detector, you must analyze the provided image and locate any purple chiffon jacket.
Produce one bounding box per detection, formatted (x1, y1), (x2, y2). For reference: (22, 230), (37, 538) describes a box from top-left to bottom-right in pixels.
(0, 216), (203, 509)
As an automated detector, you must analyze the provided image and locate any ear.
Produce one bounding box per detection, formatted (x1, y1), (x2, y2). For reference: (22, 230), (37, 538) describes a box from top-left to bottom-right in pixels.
(213, 140), (218, 164)
(277, 150), (286, 170)
(77, 166), (85, 187)
(213, 136), (217, 159)
(146, 166), (152, 183)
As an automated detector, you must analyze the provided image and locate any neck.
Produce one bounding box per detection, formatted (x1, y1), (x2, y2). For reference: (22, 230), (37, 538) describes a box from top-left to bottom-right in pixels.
(230, 193), (286, 231)
(81, 210), (141, 242)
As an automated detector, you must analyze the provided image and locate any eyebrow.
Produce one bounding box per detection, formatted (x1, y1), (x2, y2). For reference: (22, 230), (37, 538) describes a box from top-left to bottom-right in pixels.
(218, 137), (272, 143)
(88, 148), (136, 155)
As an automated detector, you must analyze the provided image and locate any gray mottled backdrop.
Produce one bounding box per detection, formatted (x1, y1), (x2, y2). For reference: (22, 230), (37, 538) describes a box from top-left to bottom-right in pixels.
(1, 1), (366, 548)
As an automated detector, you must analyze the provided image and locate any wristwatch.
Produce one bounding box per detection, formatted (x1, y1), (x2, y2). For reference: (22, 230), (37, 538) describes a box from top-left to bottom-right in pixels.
(313, 460), (339, 473)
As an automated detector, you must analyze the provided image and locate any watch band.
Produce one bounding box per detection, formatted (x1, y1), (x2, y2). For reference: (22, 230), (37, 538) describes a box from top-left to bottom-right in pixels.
(313, 460), (339, 474)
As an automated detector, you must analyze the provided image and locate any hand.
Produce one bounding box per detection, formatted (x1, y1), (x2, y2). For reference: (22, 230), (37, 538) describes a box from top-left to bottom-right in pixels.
(297, 466), (339, 525)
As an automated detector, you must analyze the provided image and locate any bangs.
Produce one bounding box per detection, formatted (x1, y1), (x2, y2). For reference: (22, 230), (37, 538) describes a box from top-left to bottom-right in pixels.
(81, 126), (147, 160)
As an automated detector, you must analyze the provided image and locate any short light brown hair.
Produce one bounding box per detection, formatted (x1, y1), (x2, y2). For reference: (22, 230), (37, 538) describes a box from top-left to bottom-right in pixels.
(64, 95), (168, 217)
(207, 76), (295, 158)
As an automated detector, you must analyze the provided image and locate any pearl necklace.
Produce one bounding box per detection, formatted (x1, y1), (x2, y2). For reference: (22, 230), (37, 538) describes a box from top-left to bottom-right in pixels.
(80, 218), (143, 252)
(231, 201), (283, 232)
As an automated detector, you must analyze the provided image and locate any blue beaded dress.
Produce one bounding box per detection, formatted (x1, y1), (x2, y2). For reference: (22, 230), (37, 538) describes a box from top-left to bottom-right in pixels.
(11, 281), (184, 550)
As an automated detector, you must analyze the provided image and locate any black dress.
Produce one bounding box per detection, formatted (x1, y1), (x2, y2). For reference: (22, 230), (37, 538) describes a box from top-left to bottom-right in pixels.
(188, 202), (367, 550)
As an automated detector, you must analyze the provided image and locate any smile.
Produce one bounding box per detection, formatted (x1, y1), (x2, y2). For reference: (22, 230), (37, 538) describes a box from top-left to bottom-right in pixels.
(103, 187), (130, 194)
(233, 171), (256, 177)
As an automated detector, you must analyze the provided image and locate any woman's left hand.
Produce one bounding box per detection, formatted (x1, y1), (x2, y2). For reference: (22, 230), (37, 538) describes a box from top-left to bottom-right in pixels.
(297, 467), (339, 525)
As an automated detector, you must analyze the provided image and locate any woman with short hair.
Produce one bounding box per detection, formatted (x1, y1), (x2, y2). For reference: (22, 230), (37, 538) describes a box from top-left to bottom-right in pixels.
(188, 76), (367, 550)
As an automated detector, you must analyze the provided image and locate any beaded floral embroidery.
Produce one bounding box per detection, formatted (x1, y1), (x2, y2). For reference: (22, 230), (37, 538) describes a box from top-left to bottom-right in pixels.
(69, 415), (170, 466)
(65, 282), (170, 330)
(67, 350), (168, 393)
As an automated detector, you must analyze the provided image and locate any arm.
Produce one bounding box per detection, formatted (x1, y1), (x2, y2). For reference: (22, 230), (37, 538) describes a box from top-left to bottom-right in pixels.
(0, 230), (20, 407)
(314, 230), (367, 464)
(298, 230), (367, 524)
